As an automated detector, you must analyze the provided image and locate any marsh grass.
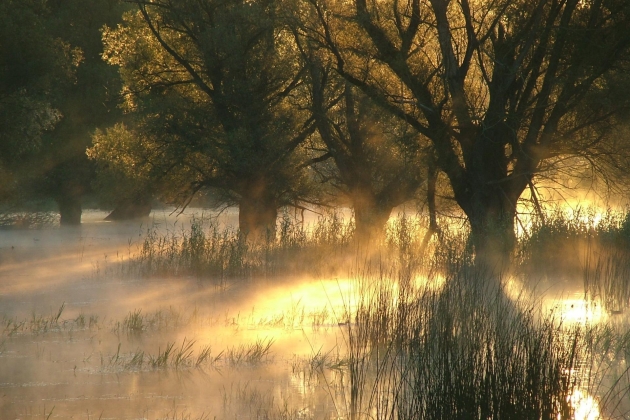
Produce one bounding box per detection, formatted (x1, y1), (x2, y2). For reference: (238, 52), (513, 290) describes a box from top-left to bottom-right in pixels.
(220, 381), (315, 420)
(1, 304), (100, 336)
(0, 210), (58, 229)
(156, 411), (212, 420)
(104, 338), (221, 372)
(124, 211), (360, 282)
(519, 207), (630, 314)
(103, 337), (274, 372)
(113, 306), (192, 336)
(224, 338), (274, 366)
(321, 262), (630, 419)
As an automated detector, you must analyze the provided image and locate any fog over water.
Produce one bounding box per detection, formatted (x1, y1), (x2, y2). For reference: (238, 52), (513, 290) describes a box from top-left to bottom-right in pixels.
(0, 209), (348, 419)
(0, 208), (621, 419)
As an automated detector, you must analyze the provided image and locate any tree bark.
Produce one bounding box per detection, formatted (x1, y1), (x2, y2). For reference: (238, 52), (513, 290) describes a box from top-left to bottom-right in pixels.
(419, 157), (440, 253)
(238, 187), (278, 241)
(464, 189), (518, 277)
(57, 195), (82, 226)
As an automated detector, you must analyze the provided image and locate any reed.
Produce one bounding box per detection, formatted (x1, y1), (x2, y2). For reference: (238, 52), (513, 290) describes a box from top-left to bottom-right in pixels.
(327, 261), (630, 420)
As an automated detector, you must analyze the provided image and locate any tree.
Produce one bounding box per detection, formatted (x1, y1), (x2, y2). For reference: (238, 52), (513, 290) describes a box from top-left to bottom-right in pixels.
(39, 0), (127, 224)
(304, 0), (630, 269)
(94, 0), (321, 237)
(0, 0), (126, 225)
(307, 60), (426, 240)
(0, 0), (75, 203)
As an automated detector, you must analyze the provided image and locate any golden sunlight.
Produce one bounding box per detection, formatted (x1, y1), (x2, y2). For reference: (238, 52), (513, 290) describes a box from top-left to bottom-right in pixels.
(546, 297), (608, 325)
(564, 389), (601, 420)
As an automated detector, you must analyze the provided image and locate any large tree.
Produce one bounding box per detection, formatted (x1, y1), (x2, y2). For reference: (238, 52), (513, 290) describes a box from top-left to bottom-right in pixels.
(0, 0), (126, 225)
(303, 0), (630, 269)
(308, 61), (426, 240)
(94, 0), (320, 237)
(0, 0), (75, 203)
(41, 0), (127, 224)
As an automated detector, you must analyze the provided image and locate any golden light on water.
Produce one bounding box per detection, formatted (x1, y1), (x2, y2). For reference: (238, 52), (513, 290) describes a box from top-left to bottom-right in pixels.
(562, 389), (601, 420)
(546, 297), (608, 325)
(250, 278), (357, 323)
(412, 273), (447, 292)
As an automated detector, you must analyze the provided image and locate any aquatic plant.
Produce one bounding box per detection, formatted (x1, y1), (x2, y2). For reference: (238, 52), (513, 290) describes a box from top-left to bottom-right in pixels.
(325, 262), (630, 420)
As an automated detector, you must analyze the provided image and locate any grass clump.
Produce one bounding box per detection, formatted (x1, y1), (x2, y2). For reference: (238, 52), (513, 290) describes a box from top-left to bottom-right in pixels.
(323, 262), (630, 420)
(2, 303), (101, 336)
(127, 211), (356, 282)
(113, 307), (192, 336)
(225, 338), (274, 366)
(105, 338), (220, 372)
(518, 207), (630, 314)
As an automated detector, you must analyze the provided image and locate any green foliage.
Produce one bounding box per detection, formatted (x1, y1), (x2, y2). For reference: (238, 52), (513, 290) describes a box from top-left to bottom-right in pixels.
(96, 0), (318, 232)
(0, 0), (75, 169)
(88, 123), (156, 207)
(0, 0), (126, 218)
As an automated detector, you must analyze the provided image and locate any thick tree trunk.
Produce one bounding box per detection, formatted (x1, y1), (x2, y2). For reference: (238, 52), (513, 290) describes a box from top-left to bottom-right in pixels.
(353, 198), (393, 244)
(465, 195), (517, 277)
(57, 195), (82, 226)
(238, 190), (278, 241)
(104, 196), (152, 221)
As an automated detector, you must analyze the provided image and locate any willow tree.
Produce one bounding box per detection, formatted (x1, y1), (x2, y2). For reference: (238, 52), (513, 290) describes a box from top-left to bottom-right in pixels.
(310, 0), (630, 263)
(307, 61), (426, 240)
(0, 0), (75, 204)
(304, 0), (630, 268)
(97, 0), (318, 236)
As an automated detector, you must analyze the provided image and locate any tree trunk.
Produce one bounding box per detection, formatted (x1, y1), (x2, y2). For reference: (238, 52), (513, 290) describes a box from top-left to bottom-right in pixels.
(465, 193), (517, 278)
(238, 190), (278, 241)
(352, 192), (393, 244)
(354, 206), (392, 243)
(104, 196), (152, 221)
(57, 195), (82, 226)
(419, 158), (440, 253)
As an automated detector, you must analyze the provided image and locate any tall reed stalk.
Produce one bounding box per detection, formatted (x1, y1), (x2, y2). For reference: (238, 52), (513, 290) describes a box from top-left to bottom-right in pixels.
(331, 262), (630, 419)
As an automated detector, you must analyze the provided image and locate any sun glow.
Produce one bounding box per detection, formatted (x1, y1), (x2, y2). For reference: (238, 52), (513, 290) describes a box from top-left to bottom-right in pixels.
(546, 297), (608, 325)
(564, 389), (600, 420)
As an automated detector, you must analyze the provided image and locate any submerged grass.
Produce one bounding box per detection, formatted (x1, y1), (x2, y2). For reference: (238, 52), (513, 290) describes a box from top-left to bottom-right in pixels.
(102, 337), (275, 372)
(1, 303), (100, 336)
(104, 338), (222, 372)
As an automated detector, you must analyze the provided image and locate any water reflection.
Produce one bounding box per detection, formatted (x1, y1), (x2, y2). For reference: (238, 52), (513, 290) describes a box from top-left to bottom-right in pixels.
(547, 297), (608, 325)
(0, 209), (625, 418)
(569, 389), (600, 420)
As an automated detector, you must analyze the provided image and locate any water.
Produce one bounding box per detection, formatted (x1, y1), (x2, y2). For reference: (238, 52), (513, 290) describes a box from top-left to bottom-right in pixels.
(0, 209), (345, 419)
(0, 208), (620, 419)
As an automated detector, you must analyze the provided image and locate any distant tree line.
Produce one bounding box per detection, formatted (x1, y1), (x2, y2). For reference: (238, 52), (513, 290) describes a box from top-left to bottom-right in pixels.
(2, 0), (630, 263)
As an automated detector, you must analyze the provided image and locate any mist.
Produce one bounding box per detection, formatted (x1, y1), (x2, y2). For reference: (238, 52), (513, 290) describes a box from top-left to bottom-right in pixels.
(1, 205), (629, 419)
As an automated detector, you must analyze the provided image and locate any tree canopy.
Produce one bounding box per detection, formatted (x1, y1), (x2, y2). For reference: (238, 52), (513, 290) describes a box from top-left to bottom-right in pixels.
(0, 0), (126, 223)
(91, 0), (321, 236)
(0, 0), (76, 199)
(298, 0), (630, 262)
